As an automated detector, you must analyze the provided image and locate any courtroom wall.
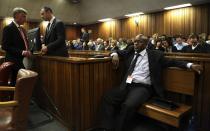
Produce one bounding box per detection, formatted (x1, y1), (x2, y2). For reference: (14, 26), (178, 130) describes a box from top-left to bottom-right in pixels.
(0, 19), (79, 45)
(0, 0), (80, 24)
(84, 4), (210, 40)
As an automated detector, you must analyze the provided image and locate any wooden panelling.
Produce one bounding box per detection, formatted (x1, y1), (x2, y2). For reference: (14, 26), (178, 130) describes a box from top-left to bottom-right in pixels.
(33, 55), (121, 131)
(164, 53), (210, 131)
(66, 25), (80, 40)
(0, 19), (79, 43)
(85, 4), (210, 40)
(33, 52), (210, 131)
(69, 50), (110, 58)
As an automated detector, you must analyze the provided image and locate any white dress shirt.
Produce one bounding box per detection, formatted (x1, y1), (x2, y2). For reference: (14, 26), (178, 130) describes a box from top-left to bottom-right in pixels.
(48, 16), (55, 30)
(174, 42), (188, 50)
(131, 49), (151, 85)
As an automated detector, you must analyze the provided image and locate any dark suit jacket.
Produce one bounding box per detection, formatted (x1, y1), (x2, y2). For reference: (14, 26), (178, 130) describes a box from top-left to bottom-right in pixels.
(44, 18), (68, 57)
(118, 49), (188, 97)
(2, 22), (26, 69)
(81, 32), (89, 43)
(181, 44), (205, 53)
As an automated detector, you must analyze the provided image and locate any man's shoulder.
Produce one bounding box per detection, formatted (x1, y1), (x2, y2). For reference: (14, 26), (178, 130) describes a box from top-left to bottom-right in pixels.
(55, 19), (64, 24)
(147, 49), (164, 56)
(3, 23), (16, 32)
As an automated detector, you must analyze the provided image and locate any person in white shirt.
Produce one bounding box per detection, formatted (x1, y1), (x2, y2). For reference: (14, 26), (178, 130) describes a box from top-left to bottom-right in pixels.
(172, 35), (188, 52)
(89, 34), (202, 131)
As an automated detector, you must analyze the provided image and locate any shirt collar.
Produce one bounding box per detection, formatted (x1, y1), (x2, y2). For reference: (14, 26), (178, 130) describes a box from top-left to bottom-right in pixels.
(13, 20), (20, 28)
(49, 16), (55, 24)
(192, 43), (199, 49)
(135, 49), (146, 56)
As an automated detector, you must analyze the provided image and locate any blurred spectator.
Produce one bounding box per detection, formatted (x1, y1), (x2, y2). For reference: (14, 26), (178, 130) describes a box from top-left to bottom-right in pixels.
(110, 39), (119, 51)
(104, 40), (111, 51)
(162, 37), (172, 52)
(182, 34), (205, 53)
(118, 38), (127, 50)
(87, 40), (95, 50)
(155, 39), (165, 52)
(72, 39), (83, 50)
(147, 33), (158, 50)
(206, 35), (210, 44)
(95, 38), (105, 51)
(172, 35), (188, 52)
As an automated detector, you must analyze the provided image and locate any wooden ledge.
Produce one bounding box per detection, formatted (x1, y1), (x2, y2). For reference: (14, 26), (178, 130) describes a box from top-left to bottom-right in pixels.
(138, 102), (192, 127)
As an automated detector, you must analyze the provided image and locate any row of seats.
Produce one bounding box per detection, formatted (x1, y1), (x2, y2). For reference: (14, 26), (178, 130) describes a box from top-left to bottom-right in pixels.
(0, 62), (38, 131)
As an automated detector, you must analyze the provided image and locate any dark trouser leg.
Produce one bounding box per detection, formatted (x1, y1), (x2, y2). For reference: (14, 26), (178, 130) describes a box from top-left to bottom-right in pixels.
(10, 62), (24, 86)
(10, 67), (19, 86)
(115, 86), (151, 131)
(97, 87), (128, 129)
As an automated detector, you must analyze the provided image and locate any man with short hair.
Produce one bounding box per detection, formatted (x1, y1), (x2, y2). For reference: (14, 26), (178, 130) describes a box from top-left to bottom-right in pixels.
(40, 6), (68, 57)
(2, 7), (31, 86)
(182, 34), (206, 53)
(172, 35), (188, 52)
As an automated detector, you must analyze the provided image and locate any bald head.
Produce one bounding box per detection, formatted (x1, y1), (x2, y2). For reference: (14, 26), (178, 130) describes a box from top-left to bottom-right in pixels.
(134, 35), (148, 52)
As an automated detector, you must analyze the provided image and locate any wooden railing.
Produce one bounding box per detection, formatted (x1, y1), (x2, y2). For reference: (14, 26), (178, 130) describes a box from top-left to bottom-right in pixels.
(32, 51), (210, 131)
(33, 55), (122, 131)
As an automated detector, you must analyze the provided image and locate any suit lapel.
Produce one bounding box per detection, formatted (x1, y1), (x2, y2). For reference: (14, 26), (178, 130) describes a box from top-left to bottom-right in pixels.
(147, 49), (155, 75)
(11, 22), (22, 39)
(128, 53), (135, 66)
(45, 19), (56, 40)
(11, 22), (26, 45)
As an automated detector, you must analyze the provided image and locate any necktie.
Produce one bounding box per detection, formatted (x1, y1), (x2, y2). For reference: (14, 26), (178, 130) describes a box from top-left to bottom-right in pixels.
(18, 27), (29, 50)
(46, 23), (51, 35)
(127, 53), (140, 75)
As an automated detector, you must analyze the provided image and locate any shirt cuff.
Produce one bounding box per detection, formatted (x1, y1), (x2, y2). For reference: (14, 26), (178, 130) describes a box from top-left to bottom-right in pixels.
(110, 52), (118, 57)
(22, 51), (24, 56)
(187, 63), (193, 69)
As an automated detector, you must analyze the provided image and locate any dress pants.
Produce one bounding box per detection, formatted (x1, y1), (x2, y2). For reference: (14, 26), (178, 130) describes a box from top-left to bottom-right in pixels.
(98, 83), (153, 131)
(10, 61), (24, 86)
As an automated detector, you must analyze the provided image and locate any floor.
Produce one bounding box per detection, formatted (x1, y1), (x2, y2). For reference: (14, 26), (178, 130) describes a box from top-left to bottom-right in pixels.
(27, 101), (68, 131)
(27, 101), (171, 131)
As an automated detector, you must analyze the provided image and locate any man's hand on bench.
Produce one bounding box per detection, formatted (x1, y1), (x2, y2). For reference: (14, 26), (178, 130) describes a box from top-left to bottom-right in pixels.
(191, 64), (203, 74)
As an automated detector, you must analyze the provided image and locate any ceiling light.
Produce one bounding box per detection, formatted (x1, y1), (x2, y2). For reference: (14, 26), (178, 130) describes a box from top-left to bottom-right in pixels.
(98, 18), (113, 22)
(164, 3), (192, 10)
(125, 12), (144, 17)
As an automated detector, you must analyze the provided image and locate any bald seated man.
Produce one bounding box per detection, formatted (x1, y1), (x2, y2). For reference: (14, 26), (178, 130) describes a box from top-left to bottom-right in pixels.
(89, 34), (202, 131)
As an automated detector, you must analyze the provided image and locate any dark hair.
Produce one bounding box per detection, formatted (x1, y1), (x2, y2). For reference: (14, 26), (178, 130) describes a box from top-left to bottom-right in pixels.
(189, 33), (199, 40)
(175, 34), (182, 39)
(42, 6), (53, 13)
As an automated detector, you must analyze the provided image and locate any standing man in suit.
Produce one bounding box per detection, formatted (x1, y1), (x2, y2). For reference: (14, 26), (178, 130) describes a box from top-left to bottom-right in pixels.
(81, 27), (89, 50)
(90, 35), (202, 131)
(2, 7), (31, 86)
(40, 6), (68, 57)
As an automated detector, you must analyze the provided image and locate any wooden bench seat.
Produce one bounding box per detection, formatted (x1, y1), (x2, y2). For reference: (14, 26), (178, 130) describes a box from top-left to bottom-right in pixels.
(139, 103), (191, 127)
(138, 67), (197, 129)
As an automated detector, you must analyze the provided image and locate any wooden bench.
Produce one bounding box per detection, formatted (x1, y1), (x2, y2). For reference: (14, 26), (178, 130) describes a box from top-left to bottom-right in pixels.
(138, 67), (197, 129)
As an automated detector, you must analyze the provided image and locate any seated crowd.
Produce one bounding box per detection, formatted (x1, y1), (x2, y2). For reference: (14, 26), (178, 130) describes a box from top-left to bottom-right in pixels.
(66, 33), (210, 53)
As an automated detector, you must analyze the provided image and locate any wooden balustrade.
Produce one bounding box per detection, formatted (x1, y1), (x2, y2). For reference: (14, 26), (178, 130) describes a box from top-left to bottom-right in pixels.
(32, 51), (210, 131)
(33, 55), (122, 131)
